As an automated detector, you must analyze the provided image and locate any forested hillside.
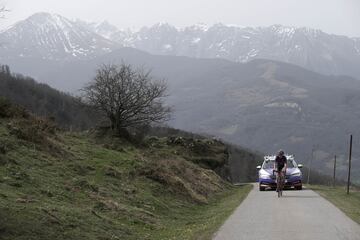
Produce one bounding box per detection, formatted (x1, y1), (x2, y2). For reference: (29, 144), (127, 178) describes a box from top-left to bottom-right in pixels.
(0, 66), (97, 130)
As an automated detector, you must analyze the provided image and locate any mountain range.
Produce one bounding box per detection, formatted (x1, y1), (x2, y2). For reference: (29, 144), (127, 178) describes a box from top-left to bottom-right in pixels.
(1, 12), (360, 182)
(103, 22), (360, 80)
(1, 12), (359, 79)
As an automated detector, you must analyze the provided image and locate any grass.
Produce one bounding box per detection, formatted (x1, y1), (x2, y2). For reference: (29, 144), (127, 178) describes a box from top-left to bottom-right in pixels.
(309, 185), (360, 224)
(153, 184), (252, 240)
(0, 113), (252, 240)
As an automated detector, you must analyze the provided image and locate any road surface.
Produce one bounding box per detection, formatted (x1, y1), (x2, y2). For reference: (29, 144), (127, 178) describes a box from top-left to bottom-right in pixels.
(213, 184), (360, 240)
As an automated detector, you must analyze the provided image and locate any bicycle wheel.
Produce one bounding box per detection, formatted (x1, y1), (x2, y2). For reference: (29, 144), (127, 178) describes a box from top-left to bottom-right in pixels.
(277, 175), (283, 197)
(276, 174), (281, 198)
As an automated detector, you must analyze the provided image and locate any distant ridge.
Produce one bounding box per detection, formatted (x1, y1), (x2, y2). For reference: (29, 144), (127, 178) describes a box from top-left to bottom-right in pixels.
(1, 12), (360, 78)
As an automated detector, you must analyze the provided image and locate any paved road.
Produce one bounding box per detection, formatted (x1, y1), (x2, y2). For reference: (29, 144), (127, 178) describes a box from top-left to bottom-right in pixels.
(213, 184), (360, 240)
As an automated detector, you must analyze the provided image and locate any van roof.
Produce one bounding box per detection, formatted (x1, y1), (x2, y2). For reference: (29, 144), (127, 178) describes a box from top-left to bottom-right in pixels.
(264, 155), (294, 161)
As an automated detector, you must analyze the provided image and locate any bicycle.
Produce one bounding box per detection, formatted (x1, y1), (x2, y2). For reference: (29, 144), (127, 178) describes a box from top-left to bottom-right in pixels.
(273, 170), (285, 197)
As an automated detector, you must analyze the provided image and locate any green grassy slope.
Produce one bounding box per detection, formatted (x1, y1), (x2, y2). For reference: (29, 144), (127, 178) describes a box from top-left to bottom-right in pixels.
(0, 100), (252, 240)
(310, 185), (360, 225)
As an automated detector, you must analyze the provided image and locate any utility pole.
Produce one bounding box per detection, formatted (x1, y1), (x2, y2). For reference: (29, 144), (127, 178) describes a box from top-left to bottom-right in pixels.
(333, 155), (336, 188)
(307, 147), (314, 185)
(347, 135), (353, 194)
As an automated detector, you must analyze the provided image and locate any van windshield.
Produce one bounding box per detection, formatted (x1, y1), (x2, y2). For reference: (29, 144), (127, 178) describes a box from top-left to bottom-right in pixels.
(262, 160), (296, 169)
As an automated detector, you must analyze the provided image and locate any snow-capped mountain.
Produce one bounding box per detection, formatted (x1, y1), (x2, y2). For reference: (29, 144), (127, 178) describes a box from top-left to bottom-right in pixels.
(75, 19), (124, 41)
(1, 12), (360, 79)
(93, 22), (360, 79)
(0, 12), (120, 61)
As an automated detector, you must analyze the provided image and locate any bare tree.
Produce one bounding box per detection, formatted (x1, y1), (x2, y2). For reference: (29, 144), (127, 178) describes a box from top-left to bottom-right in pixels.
(83, 63), (171, 135)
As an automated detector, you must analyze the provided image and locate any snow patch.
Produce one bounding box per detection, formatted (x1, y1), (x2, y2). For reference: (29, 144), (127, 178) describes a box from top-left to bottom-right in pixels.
(192, 38), (201, 44)
(192, 23), (209, 32)
(238, 49), (259, 62)
(225, 24), (245, 28)
(354, 40), (360, 54)
(163, 44), (173, 50)
(264, 102), (302, 112)
(322, 53), (333, 61)
(248, 49), (258, 57)
(272, 25), (295, 38)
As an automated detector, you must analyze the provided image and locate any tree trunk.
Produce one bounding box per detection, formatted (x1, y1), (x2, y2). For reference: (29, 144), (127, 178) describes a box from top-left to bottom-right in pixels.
(117, 127), (131, 140)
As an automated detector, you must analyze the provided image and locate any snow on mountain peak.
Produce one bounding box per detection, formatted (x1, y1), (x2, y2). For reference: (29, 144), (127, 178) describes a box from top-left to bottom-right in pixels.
(150, 22), (178, 31)
(0, 12), (119, 60)
(191, 23), (210, 32)
(26, 12), (71, 29)
(1, 13), (360, 78)
(95, 21), (119, 32)
(271, 25), (296, 37)
(27, 12), (61, 20)
(224, 23), (246, 29)
(100, 21), (360, 78)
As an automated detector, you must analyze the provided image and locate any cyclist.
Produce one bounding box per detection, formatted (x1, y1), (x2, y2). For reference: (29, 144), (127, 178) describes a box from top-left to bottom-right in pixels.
(274, 150), (287, 192)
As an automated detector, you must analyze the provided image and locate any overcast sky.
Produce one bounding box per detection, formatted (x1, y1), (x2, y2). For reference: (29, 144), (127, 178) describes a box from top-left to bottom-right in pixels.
(1, 0), (360, 37)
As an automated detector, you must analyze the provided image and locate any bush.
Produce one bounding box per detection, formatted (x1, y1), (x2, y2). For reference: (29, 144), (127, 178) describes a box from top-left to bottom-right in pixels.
(7, 118), (57, 143)
(0, 97), (28, 118)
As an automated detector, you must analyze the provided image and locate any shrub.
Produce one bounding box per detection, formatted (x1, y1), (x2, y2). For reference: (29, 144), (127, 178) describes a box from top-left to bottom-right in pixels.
(0, 97), (28, 118)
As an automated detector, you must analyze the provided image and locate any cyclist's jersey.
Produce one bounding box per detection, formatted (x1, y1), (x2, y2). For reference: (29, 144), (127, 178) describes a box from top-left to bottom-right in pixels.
(275, 155), (287, 171)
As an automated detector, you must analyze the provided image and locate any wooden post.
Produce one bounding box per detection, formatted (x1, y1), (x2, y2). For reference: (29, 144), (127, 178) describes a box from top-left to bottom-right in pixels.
(333, 155), (336, 188)
(307, 148), (314, 185)
(347, 135), (352, 194)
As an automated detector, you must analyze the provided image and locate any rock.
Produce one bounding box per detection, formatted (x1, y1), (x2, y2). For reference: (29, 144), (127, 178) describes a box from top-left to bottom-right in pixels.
(16, 198), (28, 203)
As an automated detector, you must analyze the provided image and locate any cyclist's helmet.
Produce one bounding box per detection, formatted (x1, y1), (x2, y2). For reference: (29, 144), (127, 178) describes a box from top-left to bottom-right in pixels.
(278, 150), (284, 156)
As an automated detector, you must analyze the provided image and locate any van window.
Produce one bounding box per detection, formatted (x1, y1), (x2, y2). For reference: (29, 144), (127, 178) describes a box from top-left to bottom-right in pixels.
(262, 159), (296, 168)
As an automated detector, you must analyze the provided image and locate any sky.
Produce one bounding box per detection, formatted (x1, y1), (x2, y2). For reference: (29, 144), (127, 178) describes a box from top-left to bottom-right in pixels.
(1, 0), (360, 37)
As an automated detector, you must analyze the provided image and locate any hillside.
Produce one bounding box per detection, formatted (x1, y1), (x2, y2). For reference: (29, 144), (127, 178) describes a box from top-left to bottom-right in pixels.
(3, 11), (360, 179)
(0, 99), (255, 240)
(0, 66), (261, 182)
(14, 47), (360, 182)
(2, 14), (360, 181)
(0, 67), (97, 130)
